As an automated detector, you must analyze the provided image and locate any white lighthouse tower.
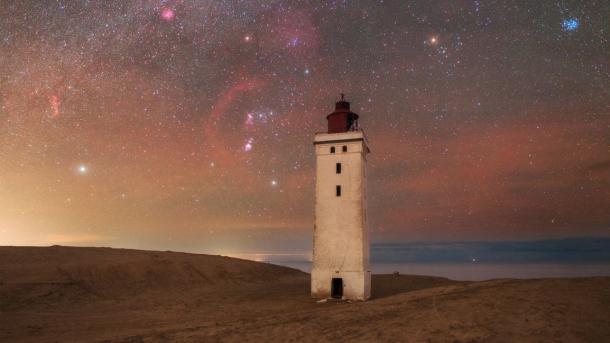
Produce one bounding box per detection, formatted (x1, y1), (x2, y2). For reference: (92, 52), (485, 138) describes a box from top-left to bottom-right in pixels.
(311, 95), (371, 301)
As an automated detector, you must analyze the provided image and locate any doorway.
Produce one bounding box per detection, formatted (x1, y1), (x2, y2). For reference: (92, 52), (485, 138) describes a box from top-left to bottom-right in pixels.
(331, 278), (343, 299)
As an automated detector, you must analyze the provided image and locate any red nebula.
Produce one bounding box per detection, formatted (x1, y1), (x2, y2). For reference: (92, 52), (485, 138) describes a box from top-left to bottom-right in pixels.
(160, 7), (175, 21)
(203, 78), (265, 165)
(48, 95), (60, 118)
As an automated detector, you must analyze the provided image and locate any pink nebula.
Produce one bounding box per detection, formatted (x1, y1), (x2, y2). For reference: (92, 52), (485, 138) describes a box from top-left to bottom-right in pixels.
(160, 7), (175, 21)
(49, 95), (60, 118)
(243, 138), (254, 152)
(245, 113), (254, 126)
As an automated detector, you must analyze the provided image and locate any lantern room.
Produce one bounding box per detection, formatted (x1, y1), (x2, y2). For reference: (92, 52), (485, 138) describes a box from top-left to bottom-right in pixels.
(326, 94), (359, 133)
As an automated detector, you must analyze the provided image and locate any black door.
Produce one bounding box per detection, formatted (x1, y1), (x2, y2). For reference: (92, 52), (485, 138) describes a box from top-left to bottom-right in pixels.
(331, 278), (343, 298)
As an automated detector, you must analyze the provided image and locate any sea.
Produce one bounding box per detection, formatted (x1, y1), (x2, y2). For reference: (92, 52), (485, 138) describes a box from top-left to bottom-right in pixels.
(227, 238), (610, 281)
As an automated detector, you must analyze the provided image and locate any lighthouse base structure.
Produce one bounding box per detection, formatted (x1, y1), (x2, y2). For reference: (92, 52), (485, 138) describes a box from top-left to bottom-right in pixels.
(311, 130), (371, 301)
(311, 270), (371, 301)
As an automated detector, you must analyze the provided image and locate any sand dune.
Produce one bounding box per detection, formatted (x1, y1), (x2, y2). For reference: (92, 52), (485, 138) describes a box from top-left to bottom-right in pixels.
(1, 246), (609, 342)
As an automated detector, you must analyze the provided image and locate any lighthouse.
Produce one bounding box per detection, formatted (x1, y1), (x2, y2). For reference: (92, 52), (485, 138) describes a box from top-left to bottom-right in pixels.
(311, 95), (371, 301)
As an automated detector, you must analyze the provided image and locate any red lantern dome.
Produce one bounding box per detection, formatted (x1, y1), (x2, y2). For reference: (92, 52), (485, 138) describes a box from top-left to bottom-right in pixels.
(326, 94), (359, 133)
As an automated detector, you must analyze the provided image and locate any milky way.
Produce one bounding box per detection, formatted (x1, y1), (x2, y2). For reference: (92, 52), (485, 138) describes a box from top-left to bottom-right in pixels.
(0, 1), (608, 253)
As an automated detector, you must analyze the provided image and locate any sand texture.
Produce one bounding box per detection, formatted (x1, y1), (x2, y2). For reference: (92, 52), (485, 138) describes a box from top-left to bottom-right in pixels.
(1, 246), (609, 342)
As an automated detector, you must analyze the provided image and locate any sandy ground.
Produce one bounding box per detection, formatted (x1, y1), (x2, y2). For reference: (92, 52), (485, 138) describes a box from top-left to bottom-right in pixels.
(1, 246), (609, 342)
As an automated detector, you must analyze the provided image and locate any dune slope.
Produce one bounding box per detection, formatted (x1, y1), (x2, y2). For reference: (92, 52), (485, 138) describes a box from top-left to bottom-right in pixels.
(1, 246), (609, 342)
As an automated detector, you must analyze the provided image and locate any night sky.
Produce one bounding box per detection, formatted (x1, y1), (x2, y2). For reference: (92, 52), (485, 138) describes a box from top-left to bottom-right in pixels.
(1, 1), (608, 254)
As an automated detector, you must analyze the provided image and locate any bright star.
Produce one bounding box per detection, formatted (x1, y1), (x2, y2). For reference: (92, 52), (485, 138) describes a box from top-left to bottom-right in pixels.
(562, 18), (579, 32)
(244, 35), (252, 42)
(77, 164), (88, 174)
(271, 180), (278, 186)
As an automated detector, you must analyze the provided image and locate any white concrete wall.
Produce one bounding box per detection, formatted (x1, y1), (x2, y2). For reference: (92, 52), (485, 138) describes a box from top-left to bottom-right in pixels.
(311, 130), (370, 300)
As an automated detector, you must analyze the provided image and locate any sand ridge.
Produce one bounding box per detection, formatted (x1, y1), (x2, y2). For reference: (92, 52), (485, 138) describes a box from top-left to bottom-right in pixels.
(1, 246), (609, 342)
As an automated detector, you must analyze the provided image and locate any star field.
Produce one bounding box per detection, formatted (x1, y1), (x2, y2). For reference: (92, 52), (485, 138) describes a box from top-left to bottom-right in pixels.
(0, 1), (608, 252)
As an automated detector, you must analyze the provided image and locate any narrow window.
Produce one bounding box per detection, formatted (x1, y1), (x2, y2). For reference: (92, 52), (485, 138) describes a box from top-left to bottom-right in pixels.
(342, 145), (347, 152)
(330, 146), (335, 154)
(336, 185), (341, 196)
(336, 163), (341, 174)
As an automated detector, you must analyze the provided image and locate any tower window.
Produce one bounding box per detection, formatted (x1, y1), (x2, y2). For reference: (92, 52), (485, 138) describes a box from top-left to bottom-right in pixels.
(330, 146), (335, 154)
(342, 145), (347, 152)
(336, 185), (341, 196)
(336, 163), (341, 174)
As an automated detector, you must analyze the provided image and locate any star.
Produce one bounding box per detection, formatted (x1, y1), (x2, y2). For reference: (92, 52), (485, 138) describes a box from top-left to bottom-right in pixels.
(271, 180), (278, 187)
(77, 164), (88, 175)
